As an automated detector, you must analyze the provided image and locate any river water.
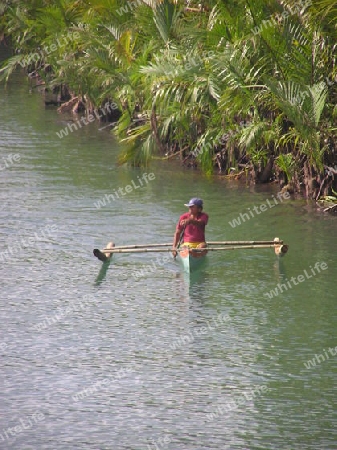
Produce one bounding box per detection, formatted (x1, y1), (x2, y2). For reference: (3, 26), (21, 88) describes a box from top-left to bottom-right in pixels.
(1, 54), (336, 450)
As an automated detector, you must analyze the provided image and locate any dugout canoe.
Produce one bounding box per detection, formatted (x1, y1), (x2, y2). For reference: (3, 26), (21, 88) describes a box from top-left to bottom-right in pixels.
(177, 246), (208, 273)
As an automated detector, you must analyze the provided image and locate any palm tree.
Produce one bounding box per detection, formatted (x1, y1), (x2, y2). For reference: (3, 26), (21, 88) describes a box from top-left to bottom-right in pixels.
(1, 0), (336, 197)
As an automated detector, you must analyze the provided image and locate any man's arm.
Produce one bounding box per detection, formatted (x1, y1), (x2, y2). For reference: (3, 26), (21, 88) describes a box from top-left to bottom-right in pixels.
(172, 229), (181, 248)
(181, 217), (203, 227)
(181, 215), (207, 228)
(172, 229), (182, 257)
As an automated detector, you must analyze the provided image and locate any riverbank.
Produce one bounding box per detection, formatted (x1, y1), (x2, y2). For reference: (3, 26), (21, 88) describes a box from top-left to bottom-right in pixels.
(1, 0), (336, 206)
(3, 65), (337, 214)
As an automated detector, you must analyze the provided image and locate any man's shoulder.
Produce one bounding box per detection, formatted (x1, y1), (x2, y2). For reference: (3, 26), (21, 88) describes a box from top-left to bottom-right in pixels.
(180, 212), (190, 219)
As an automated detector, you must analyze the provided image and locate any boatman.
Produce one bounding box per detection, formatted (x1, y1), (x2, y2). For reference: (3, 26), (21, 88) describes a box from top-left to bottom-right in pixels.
(172, 197), (208, 258)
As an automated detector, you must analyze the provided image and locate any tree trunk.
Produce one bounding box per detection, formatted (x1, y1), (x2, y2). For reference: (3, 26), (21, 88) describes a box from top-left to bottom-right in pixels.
(150, 107), (165, 154)
(303, 160), (321, 199)
(303, 160), (312, 198)
(259, 157), (274, 183)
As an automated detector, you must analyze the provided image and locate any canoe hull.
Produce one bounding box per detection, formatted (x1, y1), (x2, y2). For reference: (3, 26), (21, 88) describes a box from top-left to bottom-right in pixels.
(178, 246), (207, 273)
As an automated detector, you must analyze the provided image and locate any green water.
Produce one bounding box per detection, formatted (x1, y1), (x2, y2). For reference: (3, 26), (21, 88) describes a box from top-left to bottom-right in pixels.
(1, 60), (336, 450)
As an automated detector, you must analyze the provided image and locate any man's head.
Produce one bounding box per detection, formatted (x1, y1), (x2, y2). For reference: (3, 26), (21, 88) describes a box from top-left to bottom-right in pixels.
(184, 197), (203, 211)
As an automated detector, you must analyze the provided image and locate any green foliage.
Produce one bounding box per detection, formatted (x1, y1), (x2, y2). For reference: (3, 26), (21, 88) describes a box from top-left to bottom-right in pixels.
(152, 0), (181, 44)
(0, 0), (336, 194)
(275, 153), (296, 182)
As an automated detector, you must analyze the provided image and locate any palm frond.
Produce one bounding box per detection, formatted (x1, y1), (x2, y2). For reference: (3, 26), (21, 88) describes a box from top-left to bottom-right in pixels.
(0, 54), (28, 81)
(152, 0), (181, 43)
(307, 81), (328, 126)
(239, 120), (269, 150)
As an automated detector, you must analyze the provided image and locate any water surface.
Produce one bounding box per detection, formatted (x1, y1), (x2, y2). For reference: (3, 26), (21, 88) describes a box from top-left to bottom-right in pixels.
(1, 59), (336, 450)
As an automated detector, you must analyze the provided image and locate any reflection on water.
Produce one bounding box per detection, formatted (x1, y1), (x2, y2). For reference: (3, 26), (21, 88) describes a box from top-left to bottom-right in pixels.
(94, 258), (112, 286)
(95, 258), (114, 286)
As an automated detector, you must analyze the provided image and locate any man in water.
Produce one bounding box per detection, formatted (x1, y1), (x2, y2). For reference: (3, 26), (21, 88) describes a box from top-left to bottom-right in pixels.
(172, 197), (208, 257)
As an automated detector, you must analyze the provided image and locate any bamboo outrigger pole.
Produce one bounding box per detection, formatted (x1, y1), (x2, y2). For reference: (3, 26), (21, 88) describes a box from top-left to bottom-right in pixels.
(207, 240), (283, 246)
(104, 240), (283, 250)
(94, 238), (288, 261)
(102, 243), (172, 250)
(99, 244), (287, 254)
(102, 240), (283, 251)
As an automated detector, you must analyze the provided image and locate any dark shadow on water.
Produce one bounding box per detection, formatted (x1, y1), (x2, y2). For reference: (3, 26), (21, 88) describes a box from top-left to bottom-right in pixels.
(94, 259), (112, 286)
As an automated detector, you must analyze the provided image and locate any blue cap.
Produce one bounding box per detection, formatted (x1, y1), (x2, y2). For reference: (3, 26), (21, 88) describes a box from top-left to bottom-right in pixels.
(184, 197), (203, 208)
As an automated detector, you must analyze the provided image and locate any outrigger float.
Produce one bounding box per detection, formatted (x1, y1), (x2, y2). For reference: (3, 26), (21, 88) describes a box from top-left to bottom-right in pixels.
(93, 238), (289, 274)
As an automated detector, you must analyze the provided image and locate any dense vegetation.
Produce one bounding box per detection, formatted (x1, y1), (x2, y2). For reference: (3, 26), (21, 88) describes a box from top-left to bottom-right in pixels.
(1, 0), (336, 202)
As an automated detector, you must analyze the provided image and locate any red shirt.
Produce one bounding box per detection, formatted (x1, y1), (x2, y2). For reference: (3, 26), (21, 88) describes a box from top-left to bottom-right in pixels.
(176, 212), (208, 243)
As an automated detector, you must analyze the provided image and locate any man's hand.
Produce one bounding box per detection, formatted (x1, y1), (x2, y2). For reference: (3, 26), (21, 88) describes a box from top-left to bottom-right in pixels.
(181, 215), (200, 227)
(180, 216), (194, 226)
